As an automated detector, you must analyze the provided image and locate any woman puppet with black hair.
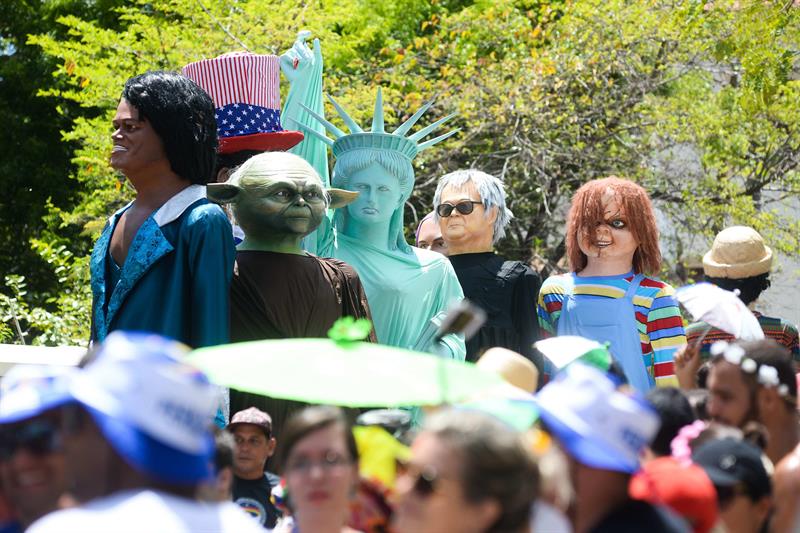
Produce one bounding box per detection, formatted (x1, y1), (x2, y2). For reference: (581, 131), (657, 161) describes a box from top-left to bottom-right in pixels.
(89, 71), (235, 348)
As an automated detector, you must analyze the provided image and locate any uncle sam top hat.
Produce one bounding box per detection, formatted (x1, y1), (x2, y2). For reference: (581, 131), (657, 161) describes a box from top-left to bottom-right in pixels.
(182, 52), (304, 154)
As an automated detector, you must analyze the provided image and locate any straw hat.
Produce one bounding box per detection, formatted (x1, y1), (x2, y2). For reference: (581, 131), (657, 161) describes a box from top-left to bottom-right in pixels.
(702, 226), (772, 279)
(476, 347), (539, 394)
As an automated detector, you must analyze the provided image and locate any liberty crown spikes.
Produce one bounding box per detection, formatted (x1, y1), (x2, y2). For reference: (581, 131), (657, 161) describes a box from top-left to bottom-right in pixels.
(291, 88), (459, 161)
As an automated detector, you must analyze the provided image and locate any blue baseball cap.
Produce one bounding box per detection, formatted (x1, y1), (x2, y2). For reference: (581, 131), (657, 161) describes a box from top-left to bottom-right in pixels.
(535, 363), (659, 473)
(68, 331), (218, 485)
(0, 364), (75, 425)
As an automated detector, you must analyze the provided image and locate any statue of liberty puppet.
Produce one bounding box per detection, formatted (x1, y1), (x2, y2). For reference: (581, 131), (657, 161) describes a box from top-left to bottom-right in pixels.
(293, 89), (466, 360)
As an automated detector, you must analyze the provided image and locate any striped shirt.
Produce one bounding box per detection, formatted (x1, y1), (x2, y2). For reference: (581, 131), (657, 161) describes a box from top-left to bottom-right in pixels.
(686, 312), (800, 364)
(537, 272), (685, 387)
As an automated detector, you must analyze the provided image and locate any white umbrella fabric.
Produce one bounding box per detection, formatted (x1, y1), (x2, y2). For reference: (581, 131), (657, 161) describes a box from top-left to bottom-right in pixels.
(676, 282), (764, 342)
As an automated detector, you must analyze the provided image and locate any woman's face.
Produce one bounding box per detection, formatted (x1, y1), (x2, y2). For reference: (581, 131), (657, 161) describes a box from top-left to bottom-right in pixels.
(345, 162), (403, 225)
(284, 424), (357, 523)
(393, 432), (498, 533)
(577, 188), (638, 267)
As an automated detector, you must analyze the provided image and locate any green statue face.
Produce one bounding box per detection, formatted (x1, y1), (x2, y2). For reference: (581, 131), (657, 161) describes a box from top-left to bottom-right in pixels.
(207, 152), (356, 253)
(345, 162), (403, 226)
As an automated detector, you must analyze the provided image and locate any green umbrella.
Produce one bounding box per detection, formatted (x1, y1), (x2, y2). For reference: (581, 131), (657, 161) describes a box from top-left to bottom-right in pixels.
(187, 336), (506, 408)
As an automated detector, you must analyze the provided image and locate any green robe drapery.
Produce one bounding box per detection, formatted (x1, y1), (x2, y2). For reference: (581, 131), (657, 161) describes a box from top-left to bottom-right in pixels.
(332, 234), (466, 360)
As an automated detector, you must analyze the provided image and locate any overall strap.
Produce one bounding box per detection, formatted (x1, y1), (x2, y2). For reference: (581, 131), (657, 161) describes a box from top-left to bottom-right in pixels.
(624, 273), (645, 300)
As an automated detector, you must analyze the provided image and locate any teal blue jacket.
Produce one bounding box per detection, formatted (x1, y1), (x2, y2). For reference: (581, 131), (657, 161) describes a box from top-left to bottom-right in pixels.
(90, 185), (235, 348)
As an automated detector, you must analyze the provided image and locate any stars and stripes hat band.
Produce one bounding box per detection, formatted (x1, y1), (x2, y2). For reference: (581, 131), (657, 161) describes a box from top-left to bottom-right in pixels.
(182, 52), (303, 154)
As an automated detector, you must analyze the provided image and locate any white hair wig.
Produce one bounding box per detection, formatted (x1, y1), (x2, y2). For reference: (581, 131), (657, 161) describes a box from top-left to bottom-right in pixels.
(433, 169), (513, 244)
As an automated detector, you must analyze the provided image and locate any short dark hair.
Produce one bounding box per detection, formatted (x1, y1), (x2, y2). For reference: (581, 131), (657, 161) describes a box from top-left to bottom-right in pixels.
(646, 387), (696, 456)
(215, 150), (262, 179)
(704, 273), (771, 305)
(710, 340), (796, 398)
(424, 409), (539, 533)
(276, 406), (358, 476)
(744, 339), (797, 406)
(122, 71), (217, 184)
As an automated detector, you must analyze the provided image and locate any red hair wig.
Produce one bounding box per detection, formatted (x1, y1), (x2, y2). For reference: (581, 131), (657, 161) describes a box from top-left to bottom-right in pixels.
(566, 176), (662, 275)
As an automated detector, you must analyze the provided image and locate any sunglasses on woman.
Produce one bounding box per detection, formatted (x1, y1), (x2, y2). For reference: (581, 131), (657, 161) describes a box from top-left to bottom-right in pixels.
(0, 419), (62, 460)
(436, 200), (482, 218)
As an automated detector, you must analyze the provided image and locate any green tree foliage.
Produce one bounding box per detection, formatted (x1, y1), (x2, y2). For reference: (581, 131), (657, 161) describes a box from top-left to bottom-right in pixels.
(0, 0), (128, 338)
(0, 241), (90, 346)
(4, 0), (798, 343)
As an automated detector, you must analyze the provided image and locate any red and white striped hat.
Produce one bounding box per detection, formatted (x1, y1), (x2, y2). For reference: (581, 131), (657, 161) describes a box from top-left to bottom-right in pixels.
(182, 52), (303, 154)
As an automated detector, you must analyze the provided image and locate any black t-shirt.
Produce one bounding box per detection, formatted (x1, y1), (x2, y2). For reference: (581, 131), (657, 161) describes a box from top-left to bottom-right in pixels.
(590, 499), (689, 533)
(448, 253), (542, 365)
(232, 472), (281, 529)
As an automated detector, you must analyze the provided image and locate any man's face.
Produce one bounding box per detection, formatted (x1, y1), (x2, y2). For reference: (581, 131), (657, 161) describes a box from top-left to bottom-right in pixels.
(110, 99), (169, 177)
(346, 162), (402, 225)
(437, 181), (495, 248)
(0, 413), (66, 526)
(60, 405), (116, 504)
(707, 361), (754, 428)
(232, 425), (275, 480)
(235, 174), (328, 238)
(416, 217), (448, 255)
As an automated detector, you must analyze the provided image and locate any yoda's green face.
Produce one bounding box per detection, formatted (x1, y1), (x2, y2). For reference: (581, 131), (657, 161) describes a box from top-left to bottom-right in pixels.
(208, 163), (357, 241)
(240, 173), (326, 237)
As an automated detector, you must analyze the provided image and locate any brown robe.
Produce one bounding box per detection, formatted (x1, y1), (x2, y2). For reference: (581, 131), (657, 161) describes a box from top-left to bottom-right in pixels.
(228, 251), (374, 465)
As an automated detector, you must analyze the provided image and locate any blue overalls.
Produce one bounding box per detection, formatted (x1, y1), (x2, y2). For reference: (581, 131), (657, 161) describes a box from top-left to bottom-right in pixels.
(556, 273), (654, 392)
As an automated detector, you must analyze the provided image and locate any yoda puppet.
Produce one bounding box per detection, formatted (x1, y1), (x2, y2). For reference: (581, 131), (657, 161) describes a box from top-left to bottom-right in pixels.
(207, 151), (374, 441)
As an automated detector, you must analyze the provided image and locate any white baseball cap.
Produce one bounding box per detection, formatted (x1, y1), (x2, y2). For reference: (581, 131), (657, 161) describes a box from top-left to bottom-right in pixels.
(69, 331), (218, 485)
(535, 363), (659, 473)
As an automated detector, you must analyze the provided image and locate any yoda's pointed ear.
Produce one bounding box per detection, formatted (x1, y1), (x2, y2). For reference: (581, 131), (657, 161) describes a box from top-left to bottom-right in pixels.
(207, 183), (242, 205)
(328, 189), (359, 209)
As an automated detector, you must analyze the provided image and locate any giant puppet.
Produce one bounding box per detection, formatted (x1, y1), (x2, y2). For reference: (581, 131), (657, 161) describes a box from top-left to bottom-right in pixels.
(295, 89), (466, 359)
(536, 176), (686, 391)
(433, 169), (542, 366)
(207, 151), (373, 437)
(184, 47), (374, 432)
(90, 71), (234, 348)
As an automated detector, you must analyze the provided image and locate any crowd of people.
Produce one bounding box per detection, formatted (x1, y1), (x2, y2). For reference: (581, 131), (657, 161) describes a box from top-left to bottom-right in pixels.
(1, 36), (799, 533)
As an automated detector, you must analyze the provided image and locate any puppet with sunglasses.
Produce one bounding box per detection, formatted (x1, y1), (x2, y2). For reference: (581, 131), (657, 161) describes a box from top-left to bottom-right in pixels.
(433, 170), (542, 367)
(537, 176), (686, 392)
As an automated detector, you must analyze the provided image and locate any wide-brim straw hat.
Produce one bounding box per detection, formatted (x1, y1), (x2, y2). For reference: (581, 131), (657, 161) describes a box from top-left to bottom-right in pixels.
(702, 226), (772, 279)
(476, 347), (539, 394)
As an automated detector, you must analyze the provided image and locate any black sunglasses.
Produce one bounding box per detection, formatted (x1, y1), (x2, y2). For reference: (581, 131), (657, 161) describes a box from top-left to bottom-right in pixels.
(0, 419), (62, 460)
(436, 201), (482, 218)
